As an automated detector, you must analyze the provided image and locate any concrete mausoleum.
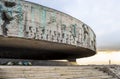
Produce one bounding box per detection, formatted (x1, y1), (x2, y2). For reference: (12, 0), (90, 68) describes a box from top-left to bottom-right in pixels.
(0, 0), (96, 63)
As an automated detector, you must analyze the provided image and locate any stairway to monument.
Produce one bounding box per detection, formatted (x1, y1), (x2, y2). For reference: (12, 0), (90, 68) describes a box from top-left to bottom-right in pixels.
(0, 66), (117, 79)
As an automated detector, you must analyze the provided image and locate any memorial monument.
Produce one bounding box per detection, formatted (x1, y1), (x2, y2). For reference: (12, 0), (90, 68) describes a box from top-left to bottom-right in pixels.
(0, 0), (96, 63)
(0, 1), (117, 79)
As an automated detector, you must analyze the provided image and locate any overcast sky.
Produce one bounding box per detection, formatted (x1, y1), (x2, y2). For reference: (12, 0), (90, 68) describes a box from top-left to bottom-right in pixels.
(26, 0), (120, 51)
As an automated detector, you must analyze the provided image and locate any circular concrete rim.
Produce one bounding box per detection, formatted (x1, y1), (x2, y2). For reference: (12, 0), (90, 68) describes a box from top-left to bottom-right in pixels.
(0, 36), (96, 60)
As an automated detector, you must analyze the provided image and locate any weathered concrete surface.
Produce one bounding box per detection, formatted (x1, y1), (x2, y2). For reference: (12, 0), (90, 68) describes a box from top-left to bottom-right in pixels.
(0, 66), (115, 79)
(0, 36), (95, 60)
(96, 65), (120, 79)
(0, 0), (96, 60)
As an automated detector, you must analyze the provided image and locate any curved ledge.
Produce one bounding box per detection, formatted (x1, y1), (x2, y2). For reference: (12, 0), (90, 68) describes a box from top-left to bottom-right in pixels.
(0, 36), (96, 60)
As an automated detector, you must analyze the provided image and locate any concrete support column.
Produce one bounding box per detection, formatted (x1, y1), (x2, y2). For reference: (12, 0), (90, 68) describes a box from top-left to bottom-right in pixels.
(68, 59), (78, 65)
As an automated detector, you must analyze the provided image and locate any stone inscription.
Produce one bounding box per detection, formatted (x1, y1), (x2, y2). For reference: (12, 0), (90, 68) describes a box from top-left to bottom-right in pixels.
(0, 0), (96, 51)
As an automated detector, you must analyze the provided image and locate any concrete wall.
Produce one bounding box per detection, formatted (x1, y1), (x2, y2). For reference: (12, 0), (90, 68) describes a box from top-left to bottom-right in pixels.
(0, 0), (96, 51)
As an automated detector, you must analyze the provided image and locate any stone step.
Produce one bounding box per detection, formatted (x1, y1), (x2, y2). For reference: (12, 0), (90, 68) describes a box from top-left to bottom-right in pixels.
(0, 66), (114, 79)
(0, 74), (112, 78)
(0, 71), (108, 76)
(0, 69), (106, 73)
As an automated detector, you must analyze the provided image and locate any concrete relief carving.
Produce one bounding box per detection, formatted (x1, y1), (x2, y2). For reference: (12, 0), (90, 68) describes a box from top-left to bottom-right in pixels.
(0, 0), (96, 51)
(0, 0), (24, 36)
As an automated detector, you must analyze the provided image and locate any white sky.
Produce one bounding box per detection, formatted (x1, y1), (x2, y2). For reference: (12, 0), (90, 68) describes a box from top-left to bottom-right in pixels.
(77, 51), (120, 65)
(25, 0), (120, 65)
